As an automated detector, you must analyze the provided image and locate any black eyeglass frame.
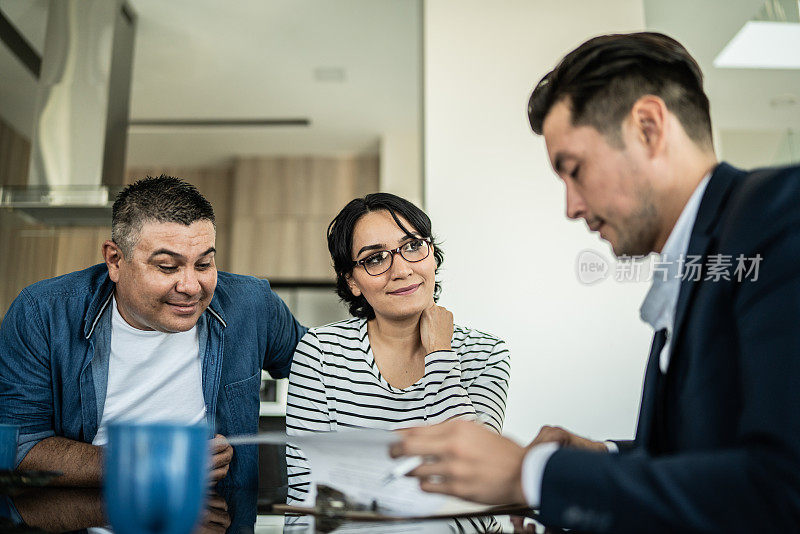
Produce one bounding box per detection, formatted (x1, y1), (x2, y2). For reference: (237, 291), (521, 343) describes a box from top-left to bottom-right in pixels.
(352, 237), (432, 276)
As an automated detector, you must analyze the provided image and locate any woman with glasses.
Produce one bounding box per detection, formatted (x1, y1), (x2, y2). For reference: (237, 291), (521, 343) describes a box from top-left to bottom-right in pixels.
(284, 192), (510, 501)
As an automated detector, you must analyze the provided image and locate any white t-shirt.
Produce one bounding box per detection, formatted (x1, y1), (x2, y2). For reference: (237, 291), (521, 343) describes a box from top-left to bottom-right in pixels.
(92, 297), (207, 446)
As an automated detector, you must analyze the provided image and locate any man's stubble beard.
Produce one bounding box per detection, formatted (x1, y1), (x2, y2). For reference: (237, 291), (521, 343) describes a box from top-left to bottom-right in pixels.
(611, 187), (661, 259)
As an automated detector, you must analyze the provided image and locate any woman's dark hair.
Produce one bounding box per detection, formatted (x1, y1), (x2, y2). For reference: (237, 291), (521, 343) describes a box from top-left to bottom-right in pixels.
(327, 193), (444, 320)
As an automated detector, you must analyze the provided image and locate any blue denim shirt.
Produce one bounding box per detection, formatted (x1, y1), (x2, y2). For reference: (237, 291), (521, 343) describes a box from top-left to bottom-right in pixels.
(0, 264), (307, 489)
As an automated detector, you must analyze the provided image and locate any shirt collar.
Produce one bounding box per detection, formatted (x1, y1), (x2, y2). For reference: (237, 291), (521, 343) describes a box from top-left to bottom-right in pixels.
(640, 173), (711, 331)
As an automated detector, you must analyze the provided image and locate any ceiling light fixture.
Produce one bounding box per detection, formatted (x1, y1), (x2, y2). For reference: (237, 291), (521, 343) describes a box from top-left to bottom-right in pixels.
(128, 119), (310, 128)
(714, 21), (800, 69)
(313, 67), (346, 82)
(714, 0), (800, 69)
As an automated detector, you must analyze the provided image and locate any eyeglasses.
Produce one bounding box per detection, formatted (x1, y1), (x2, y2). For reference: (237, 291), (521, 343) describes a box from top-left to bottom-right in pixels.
(352, 237), (432, 276)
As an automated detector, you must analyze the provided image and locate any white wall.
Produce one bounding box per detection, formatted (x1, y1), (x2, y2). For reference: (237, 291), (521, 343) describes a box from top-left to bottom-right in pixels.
(424, 0), (650, 443)
(379, 1), (424, 208)
(381, 129), (424, 207)
(719, 129), (799, 169)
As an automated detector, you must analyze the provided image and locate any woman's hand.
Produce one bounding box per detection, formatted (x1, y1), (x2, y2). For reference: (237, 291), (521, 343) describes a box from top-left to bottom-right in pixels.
(419, 303), (454, 354)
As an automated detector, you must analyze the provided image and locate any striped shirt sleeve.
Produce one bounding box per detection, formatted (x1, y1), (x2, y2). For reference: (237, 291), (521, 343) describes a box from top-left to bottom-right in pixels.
(419, 332), (510, 433)
(465, 337), (510, 433)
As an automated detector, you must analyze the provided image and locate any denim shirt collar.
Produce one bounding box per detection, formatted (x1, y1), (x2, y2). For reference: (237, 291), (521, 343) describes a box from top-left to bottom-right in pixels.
(82, 276), (114, 339)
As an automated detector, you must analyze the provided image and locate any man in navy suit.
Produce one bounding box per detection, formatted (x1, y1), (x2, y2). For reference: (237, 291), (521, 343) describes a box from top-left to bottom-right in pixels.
(393, 32), (800, 532)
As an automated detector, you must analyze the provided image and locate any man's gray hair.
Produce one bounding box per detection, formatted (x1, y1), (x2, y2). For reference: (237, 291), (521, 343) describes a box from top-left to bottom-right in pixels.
(112, 175), (215, 257)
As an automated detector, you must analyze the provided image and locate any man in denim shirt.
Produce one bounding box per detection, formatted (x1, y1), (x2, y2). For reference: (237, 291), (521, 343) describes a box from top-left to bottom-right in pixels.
(0, 176), (307, 489)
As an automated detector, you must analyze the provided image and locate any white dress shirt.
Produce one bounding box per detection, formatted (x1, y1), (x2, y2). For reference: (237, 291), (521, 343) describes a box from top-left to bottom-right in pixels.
(520, 172), (712, 507)
(639, 173), (710, 372)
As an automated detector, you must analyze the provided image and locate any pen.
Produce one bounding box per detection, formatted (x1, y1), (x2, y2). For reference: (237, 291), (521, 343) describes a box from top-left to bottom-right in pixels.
(382, 456), (423, 485)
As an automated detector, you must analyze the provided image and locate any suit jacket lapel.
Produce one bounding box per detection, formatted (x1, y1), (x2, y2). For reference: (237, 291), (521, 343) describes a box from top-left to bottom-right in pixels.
(635, 162), (743, 450)
(671, 163), (742, 353)
(635, 329), (667, 448)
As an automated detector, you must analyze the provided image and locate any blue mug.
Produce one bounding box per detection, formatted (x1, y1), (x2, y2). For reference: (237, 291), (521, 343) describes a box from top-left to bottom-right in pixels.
(0, 424), (19, 470)
(104, 423), (209, 534)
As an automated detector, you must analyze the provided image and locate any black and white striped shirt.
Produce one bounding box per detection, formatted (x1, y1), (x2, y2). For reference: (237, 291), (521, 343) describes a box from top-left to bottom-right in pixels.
(285, 317), (510, 500)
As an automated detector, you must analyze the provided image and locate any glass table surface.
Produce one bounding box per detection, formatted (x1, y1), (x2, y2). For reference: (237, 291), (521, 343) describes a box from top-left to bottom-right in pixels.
(0, 444), (552, 534)
(2, 486), (548, 533)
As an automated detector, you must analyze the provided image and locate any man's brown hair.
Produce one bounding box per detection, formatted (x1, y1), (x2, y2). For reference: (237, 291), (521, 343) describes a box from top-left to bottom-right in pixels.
(528, 32), (712, 150)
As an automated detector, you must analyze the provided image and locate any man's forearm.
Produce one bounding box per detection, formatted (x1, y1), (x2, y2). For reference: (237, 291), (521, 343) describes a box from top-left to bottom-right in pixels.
(13, 488), (105, 530)
(18, 436), (102, 486)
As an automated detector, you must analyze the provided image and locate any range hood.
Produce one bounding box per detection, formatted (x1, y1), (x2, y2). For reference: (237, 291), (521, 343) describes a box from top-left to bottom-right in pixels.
(0, 0), (136, 226)
(0, 184), (125, 226)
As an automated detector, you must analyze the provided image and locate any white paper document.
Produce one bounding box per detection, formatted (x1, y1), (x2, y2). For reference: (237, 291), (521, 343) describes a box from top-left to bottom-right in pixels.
(229, 429), (494, 517)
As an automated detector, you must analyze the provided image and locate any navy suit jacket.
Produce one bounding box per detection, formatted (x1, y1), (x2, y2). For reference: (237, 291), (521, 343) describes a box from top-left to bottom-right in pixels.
(539, 162), (800, 533)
